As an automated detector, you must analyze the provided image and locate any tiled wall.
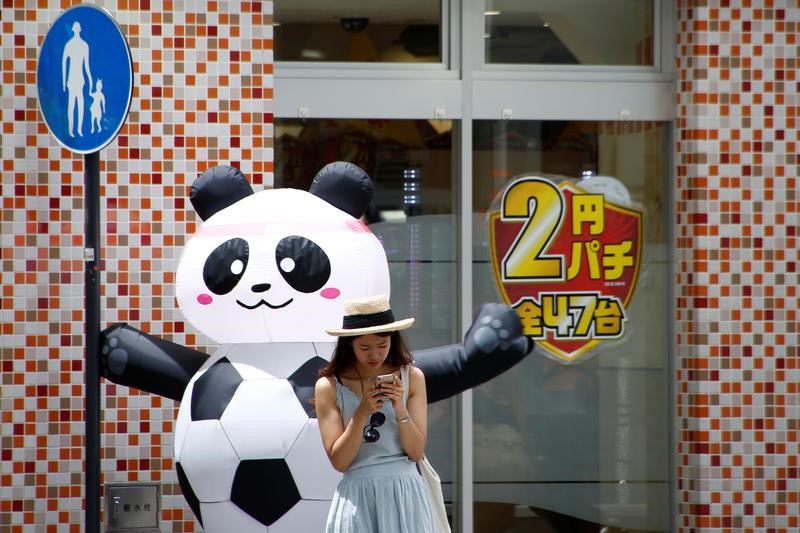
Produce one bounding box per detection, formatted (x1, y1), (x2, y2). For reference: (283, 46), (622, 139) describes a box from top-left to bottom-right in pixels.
(4, 0), (800, 531)
(0, 1), (273, 531)
(675, 0), (800, 531)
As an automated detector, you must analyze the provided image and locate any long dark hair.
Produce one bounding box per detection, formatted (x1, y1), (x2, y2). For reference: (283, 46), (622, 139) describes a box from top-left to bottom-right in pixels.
(319, 330), (413, 379)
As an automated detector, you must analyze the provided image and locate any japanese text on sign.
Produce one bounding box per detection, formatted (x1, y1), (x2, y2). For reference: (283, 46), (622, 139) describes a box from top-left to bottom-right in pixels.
(513, 294), (626, 339)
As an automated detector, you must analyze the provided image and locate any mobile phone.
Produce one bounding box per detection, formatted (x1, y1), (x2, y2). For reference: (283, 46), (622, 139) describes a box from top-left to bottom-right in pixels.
(375, 373), (395, 385)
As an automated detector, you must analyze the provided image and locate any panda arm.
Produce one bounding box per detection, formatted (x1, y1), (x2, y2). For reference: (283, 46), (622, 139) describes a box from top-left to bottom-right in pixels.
(413, 303), (534, 404)
(99, 323), (209, 401)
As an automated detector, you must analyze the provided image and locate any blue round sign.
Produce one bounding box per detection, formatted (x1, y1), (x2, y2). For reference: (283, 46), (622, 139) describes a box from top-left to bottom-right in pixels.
(37, 4), (133, 154)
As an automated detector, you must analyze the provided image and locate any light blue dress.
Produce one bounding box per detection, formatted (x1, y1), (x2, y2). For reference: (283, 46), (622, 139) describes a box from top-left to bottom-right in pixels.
(325, 376), (434, 533)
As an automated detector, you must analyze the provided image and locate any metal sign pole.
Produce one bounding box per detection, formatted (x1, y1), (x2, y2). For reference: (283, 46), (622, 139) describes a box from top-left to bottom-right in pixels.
(37, 6), (133, 531)
(84, 150), (101, 533)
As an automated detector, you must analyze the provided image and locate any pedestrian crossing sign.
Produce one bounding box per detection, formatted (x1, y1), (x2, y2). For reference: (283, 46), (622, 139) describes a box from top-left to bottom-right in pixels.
(37, 4), (133, 154)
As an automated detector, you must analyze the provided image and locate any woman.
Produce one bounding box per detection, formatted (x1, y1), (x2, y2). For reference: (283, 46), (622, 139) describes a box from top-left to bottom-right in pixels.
(315, 294), (434, 532)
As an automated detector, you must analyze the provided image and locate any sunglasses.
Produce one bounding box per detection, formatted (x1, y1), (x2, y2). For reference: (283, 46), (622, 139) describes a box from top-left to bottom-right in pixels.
(363, 412), (386, 443)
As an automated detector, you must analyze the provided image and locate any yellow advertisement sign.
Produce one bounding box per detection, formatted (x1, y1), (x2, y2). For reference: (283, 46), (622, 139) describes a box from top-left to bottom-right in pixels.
(488, 177), (643, 362)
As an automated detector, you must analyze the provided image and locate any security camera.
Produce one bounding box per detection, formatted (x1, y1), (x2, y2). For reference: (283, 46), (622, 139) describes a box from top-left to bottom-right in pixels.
(340, 17), (369, 32)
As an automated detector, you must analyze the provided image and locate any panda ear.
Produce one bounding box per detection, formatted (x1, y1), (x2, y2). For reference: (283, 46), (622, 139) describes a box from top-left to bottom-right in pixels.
(190, 165), (254, 221)
(309, 161), (374, 219)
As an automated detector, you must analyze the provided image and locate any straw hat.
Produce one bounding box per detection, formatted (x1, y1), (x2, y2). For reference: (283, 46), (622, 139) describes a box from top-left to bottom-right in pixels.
(325, 295), (414, 337)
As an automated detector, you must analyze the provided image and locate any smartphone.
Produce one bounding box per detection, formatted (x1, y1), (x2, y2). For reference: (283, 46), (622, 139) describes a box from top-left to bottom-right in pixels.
(375, 373), (395, 385)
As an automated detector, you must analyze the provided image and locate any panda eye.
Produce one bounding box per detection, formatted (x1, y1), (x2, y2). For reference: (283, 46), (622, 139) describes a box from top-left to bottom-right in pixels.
(275, 236), (330, 293)
(204, 238), (249, 295)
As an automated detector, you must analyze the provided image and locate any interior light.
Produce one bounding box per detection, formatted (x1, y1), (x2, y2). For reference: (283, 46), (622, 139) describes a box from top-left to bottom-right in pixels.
(300, 49), (324, 59)
(380, 210), (407, 223)
(484, 10), (501, 16)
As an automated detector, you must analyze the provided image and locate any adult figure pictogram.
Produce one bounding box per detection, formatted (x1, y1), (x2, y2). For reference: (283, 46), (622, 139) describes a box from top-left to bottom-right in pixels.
(62, 21), (93, 138)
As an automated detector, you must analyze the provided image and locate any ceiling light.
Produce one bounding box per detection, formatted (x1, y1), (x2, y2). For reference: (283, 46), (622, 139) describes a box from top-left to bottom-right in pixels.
(484, 10), (501, 16)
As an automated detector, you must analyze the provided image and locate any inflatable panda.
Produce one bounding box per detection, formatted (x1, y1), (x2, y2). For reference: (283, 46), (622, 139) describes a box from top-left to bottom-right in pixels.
(99, 162), (533, 532)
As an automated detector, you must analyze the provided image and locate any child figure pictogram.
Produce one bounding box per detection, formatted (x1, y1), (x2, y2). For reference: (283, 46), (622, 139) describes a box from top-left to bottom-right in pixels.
(89, 79), (105, 133)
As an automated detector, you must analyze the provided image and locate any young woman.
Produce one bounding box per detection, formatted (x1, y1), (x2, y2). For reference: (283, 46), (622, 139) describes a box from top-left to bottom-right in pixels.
(315, 294), (434, 532)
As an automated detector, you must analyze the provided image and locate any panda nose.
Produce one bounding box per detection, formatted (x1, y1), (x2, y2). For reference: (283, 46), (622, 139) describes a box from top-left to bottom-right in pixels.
(251, 283), (271, 293)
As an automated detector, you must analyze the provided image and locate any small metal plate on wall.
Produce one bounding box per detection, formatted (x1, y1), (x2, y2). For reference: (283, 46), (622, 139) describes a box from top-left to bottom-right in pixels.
(105, 483), (161, 531)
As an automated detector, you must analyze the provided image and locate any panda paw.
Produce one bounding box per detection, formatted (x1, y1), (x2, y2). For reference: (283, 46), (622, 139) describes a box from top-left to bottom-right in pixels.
(99, 323), (129, 378)
(466, 303), (531, 355)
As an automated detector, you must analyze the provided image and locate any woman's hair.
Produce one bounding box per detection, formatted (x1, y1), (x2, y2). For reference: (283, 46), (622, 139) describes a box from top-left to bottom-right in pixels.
(319, 330), (413, 378)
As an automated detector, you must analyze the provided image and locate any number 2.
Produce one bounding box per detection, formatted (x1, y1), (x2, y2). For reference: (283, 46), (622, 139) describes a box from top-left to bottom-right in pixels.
(501, 178), (565, 281)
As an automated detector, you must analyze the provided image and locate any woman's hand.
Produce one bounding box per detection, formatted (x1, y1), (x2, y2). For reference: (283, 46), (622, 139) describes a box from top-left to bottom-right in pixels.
(355, 381), (390, 418)
(375, 375), (407, 415)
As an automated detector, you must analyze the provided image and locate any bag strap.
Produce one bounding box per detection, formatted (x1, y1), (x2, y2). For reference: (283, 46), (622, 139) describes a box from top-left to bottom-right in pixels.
(401, 365), (410, 405)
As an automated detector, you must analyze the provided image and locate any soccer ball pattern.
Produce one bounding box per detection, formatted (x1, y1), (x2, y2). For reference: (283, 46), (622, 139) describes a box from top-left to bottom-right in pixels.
(173, 347), (342, 529)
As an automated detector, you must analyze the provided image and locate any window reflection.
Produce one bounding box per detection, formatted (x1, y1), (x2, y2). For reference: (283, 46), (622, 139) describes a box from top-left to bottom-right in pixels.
(484, 0), (655, 65)
(275, 117), (458, 512)
(274, 1), (442, 62)
(472, 119), (670, 532)
(276, 118), (454, 217)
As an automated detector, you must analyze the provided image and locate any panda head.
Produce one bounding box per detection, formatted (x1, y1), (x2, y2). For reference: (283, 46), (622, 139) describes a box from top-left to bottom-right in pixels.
(175, 163), (391, 344)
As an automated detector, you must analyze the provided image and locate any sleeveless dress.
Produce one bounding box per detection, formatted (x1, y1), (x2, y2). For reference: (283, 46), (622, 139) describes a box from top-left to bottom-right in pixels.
(325, 372), (434, 533)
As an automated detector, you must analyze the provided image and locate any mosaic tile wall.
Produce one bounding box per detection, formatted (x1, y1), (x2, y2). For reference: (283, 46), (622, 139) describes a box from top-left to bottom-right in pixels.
(675, 0), (800, 531)
(3, 0), (800, 532)
(0, 1), (274, 531)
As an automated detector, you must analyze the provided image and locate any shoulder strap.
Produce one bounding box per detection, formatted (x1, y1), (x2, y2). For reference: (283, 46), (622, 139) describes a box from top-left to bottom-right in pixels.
(401, 365), (410, 405)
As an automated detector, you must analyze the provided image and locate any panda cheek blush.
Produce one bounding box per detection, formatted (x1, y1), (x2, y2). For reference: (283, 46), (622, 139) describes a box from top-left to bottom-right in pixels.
(197, 294), (213, 305)
(320, 288), (340, 300)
